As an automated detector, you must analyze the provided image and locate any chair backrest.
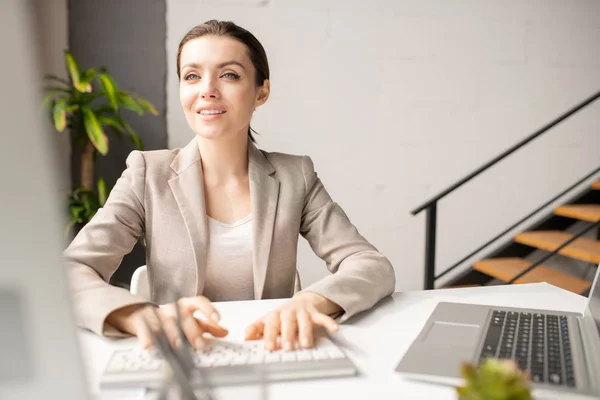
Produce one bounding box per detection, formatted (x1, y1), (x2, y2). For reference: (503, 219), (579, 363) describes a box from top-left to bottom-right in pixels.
(130, 265), (150, 300)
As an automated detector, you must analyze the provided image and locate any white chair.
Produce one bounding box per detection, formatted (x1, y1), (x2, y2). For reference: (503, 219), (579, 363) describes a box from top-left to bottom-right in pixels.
(130, 265), (150, 300)
(130, 265), (302, 300)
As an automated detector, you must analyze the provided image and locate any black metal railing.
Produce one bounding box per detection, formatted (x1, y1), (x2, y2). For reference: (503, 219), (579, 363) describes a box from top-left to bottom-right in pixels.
(411, 90), (600, 289)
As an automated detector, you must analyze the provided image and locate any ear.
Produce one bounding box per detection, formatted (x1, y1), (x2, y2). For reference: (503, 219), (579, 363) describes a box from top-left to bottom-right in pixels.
(254, 79), (270, 109)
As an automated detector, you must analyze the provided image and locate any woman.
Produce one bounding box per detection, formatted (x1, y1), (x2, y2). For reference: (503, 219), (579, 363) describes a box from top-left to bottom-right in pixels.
(65, 20), (395, 352)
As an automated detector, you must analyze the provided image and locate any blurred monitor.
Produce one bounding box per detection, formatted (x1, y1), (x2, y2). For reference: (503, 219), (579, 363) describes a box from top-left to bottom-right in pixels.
(0, 1), (88, 399)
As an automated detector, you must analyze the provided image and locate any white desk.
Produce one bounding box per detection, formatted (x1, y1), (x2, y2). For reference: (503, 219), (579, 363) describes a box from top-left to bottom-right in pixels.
(79, 283), (587, 400)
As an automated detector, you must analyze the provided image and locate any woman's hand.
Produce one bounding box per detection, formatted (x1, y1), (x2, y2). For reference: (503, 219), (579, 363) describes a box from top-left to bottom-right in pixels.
(244, 292), (342, 351)
(106, 296), (229, 350)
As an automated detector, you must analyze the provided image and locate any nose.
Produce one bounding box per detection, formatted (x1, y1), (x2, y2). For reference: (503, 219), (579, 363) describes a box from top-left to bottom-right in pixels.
(199, 77), (219, 99)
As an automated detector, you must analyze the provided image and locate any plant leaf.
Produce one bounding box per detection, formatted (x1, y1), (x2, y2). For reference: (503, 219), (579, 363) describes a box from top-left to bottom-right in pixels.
(117, 91), (144, 115)
(44, 74), (69, 86)
(122, 119), (143, 150)
(97, 115), (125, 134)
(53, 97), (68, 132)
(94, 105), (115, 116)
(65, 51), (86, 92)
(81, 105), (109, 155)
(99, 73), (119, 111)
(133, 94), (158, 116)
(97, 177), (108, 206)
(80, 68), (96, 92)
(66, 104), (79, 113)
(80, 68), (96, 84)
(42, 89), (68, 111)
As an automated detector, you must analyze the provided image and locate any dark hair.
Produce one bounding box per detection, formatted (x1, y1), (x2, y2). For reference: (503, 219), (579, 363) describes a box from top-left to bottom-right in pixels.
(177, 20), (270, 142)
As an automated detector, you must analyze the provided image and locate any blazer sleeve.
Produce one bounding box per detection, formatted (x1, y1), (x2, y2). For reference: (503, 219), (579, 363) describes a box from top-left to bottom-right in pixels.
(298, 156), (396, 322)
(64, 151), (154, 337)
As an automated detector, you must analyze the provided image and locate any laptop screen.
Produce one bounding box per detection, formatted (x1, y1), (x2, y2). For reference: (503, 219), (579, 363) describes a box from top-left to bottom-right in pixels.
(588, 265), (600, 333)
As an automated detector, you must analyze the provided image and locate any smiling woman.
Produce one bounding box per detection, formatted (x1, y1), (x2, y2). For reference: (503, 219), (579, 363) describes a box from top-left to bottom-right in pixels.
(177, 21), (269, 144)
(64, 20), (396, 353)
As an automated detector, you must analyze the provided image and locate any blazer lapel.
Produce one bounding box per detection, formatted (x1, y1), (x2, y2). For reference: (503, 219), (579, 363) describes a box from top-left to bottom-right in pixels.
(168, 138), (209, 296)
(248, 142), (280, 299)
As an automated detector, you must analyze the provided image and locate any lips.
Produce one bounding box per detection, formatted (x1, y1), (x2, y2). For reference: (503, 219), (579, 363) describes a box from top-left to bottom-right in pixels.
(196, 105), (226, 115)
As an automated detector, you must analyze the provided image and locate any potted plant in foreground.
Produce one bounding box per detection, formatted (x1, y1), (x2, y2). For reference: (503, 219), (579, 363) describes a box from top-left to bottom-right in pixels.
(457, 358), (532, 400)
(43, 51), (157, 234)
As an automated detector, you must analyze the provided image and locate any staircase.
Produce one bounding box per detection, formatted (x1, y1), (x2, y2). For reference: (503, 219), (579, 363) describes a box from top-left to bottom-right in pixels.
(412, 90), (600, 294)
(470, 180), (600, 294)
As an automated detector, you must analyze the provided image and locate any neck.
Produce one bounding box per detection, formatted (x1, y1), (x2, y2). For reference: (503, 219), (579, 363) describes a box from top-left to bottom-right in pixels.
(196, 133), (249, 182)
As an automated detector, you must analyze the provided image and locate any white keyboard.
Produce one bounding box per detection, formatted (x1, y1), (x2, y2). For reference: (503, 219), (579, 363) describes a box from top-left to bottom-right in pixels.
(100, 336), (356, 389)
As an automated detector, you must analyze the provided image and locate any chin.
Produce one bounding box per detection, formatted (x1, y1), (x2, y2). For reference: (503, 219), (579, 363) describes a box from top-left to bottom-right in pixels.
(193, 126), (237, 142)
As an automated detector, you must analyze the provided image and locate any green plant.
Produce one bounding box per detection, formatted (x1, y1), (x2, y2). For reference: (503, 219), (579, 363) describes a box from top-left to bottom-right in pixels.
(457, 358), (532, 400)
(43, 51), (157, 233)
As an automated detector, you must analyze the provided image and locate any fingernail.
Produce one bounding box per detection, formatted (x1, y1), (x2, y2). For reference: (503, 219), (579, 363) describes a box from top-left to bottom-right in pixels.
(210, 312), (220, 322)
(194, 337), (206, 350)
(301, 338), (310, 347)
(174, 337), (182, 348)
(285, 341), (294, 351)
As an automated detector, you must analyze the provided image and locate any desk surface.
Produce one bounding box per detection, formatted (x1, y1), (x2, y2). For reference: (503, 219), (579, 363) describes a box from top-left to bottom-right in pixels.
(79, 283), (587, 400)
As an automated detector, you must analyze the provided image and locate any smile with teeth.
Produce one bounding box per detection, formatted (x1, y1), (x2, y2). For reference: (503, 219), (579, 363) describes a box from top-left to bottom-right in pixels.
(199, 110), (225, 115)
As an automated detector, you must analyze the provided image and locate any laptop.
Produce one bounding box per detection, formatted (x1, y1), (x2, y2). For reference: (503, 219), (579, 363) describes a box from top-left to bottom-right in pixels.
(396, 266), (600, 399)
(0, 1), (89, 399)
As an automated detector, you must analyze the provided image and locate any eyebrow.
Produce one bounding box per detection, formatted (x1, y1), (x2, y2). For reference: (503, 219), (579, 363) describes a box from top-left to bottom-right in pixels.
(181, 61), (246, 71)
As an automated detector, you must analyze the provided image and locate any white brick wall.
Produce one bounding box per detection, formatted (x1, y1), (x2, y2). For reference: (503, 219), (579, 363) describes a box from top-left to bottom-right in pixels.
(166, 0), (600, 291)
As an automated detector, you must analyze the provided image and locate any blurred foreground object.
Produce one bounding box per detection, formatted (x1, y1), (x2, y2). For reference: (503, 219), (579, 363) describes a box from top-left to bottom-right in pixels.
(457, 358), (532, 400)
(0, 1), (89, 399)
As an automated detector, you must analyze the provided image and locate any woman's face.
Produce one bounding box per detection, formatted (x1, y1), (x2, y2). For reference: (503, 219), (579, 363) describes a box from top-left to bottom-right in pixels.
(179, 35), (269, 141)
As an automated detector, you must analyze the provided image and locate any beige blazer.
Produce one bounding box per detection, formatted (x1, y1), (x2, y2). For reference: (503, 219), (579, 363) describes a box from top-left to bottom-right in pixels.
(64, 137), (396, 336)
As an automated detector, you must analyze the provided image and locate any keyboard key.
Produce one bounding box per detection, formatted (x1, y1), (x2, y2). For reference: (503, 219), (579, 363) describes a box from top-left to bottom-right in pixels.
(281, 352), (297, 363)
(264, 353), (280, 364)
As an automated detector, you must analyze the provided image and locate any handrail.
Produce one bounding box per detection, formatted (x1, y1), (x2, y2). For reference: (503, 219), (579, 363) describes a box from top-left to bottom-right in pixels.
(434, 165), (600, 282)
(413, 88), (600, 290)
(411, 90), (600, 216)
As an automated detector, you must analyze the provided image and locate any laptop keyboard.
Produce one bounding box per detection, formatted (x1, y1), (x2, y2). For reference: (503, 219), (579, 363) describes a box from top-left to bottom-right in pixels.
(479, 310), (575, 387)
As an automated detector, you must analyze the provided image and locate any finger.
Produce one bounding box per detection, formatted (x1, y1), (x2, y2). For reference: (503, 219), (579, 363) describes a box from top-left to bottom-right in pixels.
(297, 309), (313, 348)
(158, 314), (182, 349)
(179, 296), (221, 323)
(263, 311), (281, 351)
(311, 312), (339, 333)
(134, 315), (154, 349)
(280, 310), (298, 351)
(245, 320), (265, 341)
(133, 307), (161, 349)
(196, 319), (229, 338)
(178, 312), (206, 350)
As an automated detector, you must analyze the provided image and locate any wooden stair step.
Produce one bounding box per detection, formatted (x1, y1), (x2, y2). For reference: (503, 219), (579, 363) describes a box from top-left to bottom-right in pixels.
(474, 257), (592, 294)
(515, 231), (600, 264)
(593, 181), (600, 190)
(554, 204), (600, 222)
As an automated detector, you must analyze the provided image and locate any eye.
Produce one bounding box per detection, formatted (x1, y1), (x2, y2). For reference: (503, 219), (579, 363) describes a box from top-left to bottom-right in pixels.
(184, 73), (200, 81)
(222, 72), (240, 80)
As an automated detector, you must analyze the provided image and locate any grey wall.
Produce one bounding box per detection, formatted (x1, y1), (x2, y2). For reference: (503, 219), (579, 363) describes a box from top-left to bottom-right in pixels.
(68, 0), (167, 285)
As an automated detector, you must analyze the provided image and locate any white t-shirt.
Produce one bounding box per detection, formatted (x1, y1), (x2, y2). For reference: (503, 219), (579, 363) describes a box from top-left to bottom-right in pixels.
(202, 214), (254, 302)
